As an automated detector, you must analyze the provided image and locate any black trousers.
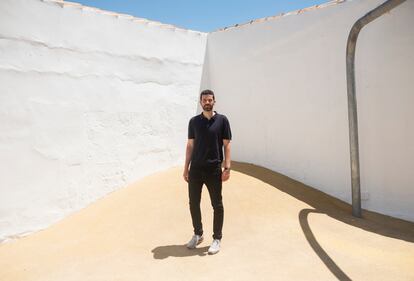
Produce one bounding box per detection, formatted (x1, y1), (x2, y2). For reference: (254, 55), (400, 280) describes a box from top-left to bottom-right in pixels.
(188, 164), (224, 240)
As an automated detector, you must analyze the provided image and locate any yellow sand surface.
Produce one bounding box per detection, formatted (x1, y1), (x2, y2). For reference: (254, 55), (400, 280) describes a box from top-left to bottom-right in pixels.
(1, 162), (413, 281)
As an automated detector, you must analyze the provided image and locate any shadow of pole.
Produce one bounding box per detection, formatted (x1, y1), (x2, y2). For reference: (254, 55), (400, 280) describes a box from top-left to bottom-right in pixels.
(230, 161), (414, 279)
(299, 209), (352, 281)
(231, 161), (414, 243)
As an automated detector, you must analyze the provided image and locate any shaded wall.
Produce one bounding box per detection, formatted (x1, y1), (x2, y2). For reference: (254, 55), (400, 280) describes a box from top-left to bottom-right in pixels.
(0, 0), (206, 241)
(202, 0), (414, 221)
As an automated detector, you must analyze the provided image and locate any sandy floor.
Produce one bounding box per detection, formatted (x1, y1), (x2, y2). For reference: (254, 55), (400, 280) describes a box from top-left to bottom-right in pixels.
(0, 162), (413, 281)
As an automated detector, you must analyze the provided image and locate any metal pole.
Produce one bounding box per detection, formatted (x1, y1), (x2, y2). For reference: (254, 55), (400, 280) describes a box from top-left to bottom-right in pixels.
(346, 0), (406, 217)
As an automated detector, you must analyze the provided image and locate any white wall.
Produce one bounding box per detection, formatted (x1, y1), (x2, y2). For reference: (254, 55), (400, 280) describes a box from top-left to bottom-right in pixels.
(1, 0), (412, 243)
(203, 0), (414, 221)
(0, 0), (206, 242)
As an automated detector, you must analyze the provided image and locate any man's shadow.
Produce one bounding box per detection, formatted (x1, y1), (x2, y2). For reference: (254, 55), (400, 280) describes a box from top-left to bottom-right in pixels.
(152, 245), (210, 259)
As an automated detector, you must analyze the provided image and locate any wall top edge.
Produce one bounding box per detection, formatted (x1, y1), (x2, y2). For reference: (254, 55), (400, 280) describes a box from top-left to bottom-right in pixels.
(211, 0), (348, 33)
(40, 0), (207, 36)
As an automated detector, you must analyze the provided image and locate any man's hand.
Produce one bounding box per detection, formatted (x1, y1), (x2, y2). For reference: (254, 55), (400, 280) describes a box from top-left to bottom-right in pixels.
(183, 139), (194, 183)
(222, 140), (231, 182)
(183, 169), (189, 182)
(222, 168), (230, 182)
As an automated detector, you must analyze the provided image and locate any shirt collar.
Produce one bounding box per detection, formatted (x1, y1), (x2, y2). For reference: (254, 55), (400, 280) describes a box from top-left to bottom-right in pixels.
(200, 111), (218, 120)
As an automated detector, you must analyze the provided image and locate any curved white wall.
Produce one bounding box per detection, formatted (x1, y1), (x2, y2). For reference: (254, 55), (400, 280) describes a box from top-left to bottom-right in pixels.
(0, 0), (206, 242)
(1, 0), (413, 243)
(203, 0), (414, 221)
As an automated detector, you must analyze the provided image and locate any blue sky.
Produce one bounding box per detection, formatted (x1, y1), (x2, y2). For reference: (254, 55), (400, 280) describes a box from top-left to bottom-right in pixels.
(71, 0), (328, 32)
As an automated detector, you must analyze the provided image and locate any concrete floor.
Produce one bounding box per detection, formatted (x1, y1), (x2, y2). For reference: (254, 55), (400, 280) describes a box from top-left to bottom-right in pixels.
(0, 162), (413, 281)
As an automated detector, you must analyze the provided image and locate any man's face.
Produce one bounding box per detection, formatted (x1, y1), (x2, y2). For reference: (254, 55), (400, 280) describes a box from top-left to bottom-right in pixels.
(200, 94), (215, 112)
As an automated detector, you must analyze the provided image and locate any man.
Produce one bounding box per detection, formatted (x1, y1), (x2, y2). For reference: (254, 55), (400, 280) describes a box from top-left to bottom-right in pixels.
(183, 89), (232, 255)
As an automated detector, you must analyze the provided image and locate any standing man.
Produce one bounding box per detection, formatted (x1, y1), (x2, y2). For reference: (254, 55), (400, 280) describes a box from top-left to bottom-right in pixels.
(183, 89), (232, 255)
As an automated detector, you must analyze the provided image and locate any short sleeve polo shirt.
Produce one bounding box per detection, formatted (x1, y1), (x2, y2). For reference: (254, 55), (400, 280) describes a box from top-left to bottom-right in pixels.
(188, 111), (232, 167)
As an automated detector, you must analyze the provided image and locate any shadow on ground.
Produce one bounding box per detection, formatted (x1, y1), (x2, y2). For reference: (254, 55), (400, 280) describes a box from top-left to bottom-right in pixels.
(152, 245), (209, 259)
(232, 161), (414, 280)
(232, 161), (414, 242)
(299, 208), (352, 281)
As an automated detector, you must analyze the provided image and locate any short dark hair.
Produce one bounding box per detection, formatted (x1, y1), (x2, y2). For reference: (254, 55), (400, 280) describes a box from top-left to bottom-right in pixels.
(200, 89), (215, 101)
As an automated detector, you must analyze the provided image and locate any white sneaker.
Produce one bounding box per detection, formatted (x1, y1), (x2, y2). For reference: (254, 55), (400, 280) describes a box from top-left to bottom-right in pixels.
(186, 234), (204, 249)
(208, 239), (221, 255)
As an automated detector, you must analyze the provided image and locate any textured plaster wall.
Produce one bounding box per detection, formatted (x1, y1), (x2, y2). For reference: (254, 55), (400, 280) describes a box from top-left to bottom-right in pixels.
(0, 0), (206, 242)
(203, 0), (414, 221)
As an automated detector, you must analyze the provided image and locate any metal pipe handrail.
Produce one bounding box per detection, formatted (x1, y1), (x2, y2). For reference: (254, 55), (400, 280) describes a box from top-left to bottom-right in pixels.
(346, 0), (406, 217)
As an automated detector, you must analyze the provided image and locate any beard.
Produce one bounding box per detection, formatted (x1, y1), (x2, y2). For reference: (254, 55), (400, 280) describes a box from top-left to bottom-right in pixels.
(202, 104), (213, 111)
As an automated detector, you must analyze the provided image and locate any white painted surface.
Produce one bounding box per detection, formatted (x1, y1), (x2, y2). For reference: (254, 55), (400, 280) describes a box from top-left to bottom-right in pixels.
(203, 0), (414, 221)
(0, 0), (206, 242)
(1, 0), (413, 243)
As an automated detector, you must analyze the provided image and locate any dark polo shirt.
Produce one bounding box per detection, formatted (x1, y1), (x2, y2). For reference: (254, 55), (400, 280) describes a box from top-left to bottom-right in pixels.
(188, 111), (232, 167)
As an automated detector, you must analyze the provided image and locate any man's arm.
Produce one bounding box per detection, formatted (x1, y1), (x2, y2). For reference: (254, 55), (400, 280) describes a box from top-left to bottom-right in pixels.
(183, 139), (194, 182)
(222, 139), (231, 181)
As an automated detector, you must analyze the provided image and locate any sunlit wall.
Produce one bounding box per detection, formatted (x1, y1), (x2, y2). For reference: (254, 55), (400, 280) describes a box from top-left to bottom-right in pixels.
(202, 0), (414, 222)
(0, 0), (206, 242)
